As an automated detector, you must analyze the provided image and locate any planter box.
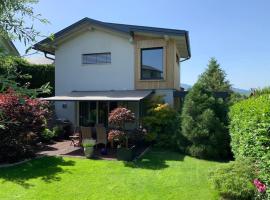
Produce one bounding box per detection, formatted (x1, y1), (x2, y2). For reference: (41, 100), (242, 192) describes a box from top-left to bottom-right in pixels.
(116, 146), (136, 161)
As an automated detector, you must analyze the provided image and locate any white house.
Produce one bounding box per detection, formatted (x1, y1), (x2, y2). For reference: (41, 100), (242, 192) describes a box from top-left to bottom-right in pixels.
(33, 17), (191, 128)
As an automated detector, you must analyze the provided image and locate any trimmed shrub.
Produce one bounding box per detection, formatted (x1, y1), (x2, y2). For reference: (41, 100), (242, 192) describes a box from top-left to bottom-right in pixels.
(143, 103), (180, 149)
(0, 56), (54, 96)
(209, 159), (256, 200)
(229, 94), (270, 198)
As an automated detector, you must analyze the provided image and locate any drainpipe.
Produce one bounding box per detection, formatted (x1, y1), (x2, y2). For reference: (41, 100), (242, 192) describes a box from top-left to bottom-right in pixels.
(180, 56), (190, 63)
(44, 52), (55, 61)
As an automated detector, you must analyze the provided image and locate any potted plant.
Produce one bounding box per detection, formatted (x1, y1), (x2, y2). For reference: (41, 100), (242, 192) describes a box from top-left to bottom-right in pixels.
(108, 107), (136, 161)
(82, 139), (96, 158)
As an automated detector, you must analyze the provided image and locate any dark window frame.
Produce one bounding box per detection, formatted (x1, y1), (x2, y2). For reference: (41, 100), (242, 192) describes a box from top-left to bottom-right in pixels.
(82, 52), (111, 64)
(140, 47), (164, 80)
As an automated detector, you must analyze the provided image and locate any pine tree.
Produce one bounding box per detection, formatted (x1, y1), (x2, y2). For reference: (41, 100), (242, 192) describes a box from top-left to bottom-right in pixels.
(180, 58), (232, 159)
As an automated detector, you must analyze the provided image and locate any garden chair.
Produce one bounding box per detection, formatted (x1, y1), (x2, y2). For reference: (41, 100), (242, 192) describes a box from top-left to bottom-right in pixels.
(95, 124), (107, 147)
(80, 126), (94, 144)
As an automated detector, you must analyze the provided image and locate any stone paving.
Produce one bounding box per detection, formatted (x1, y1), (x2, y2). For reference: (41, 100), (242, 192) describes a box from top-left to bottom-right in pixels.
(37, 140), (117, 160)
(37, 140), (84, 158)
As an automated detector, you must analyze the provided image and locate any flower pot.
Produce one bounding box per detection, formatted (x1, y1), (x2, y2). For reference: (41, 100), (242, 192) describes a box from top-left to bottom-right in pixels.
(84, 147), (94, 158)
(116, 146), (136, 161)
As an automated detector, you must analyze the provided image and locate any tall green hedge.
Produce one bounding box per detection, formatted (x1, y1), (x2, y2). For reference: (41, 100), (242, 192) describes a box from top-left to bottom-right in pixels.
(229, 94), (270, 197)
(0, 56), (54, 95)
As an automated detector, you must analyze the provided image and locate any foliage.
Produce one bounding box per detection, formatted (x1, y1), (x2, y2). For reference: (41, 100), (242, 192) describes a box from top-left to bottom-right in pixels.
(0, 0), (49, 48)
(82, 139), (95, 148)
(143, 103), (180, 149)
(180, 58), (232, 159)
(251, 87), (270, 97)
(229, 94), (270, 198)
(108, 107), (135, 127)
(41, 128), (54, 142)
(209, 159), (256, 200)
(0, 89), (50, 163)
(0, 55), (54, 96)
(108, 107), (135, 148)
(52, 126), (62, 138)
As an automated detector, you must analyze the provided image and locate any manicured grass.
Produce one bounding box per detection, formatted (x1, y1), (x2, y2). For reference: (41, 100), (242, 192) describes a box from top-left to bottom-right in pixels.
(0, 149), (221, 200)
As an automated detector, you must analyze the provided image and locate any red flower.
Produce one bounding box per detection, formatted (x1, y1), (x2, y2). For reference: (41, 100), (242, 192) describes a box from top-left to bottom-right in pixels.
(253, 179), (267, 193)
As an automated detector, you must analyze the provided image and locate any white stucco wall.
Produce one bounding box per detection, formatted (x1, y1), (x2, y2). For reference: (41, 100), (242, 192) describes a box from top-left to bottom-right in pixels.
(55, 29), (135, 95)
(54, 29), (135, 124)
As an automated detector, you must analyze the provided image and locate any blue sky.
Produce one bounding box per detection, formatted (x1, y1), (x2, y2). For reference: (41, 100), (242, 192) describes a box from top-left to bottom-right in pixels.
(15, 0), (270, 89)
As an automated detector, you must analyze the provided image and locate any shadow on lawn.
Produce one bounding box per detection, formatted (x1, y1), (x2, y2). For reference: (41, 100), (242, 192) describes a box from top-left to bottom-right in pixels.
(0, 156), (75, 189)
(124, 148), (185, 170)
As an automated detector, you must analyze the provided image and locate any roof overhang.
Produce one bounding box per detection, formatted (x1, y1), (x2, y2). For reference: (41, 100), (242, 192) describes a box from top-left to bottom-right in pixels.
(33, 17), (191, 58)
(42, 90), (153, 101)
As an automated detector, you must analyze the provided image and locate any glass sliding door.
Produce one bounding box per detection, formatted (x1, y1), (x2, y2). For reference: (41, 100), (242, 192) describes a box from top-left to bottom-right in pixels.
(98, 101), (108, 127)
(79, 101), (120, 127)
(79, 101), (97, 126)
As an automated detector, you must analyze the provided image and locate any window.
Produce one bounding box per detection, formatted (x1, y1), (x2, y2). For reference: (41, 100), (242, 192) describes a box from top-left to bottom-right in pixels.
(141, 47), (163, 80)
(82, 53), (111, 64)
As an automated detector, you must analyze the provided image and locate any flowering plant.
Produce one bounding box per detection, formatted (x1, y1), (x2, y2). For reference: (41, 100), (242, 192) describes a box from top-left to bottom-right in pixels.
(253, 179), (267, 193)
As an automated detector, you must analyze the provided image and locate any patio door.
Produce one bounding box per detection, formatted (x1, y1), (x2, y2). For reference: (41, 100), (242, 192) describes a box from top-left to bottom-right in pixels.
(79, 101), (97, 126)
(79, 101), (118, 127)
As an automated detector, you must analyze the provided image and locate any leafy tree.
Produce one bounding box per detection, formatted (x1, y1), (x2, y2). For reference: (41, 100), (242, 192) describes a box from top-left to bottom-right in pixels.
(180, 58), (232, 159)
(0, 0), (48, 47)
(108, 107), (135, 148)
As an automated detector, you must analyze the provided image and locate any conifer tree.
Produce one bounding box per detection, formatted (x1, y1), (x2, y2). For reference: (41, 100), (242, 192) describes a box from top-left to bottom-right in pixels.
(180, 58), (232, 159)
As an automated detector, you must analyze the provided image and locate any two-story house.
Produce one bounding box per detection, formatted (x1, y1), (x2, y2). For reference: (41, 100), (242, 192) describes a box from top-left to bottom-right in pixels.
(34, 18), (191, 128)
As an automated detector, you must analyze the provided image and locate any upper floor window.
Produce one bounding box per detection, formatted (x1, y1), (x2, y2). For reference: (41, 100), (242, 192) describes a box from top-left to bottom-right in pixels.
(141, 47), (163, 80)
(82, 52), (111, 64)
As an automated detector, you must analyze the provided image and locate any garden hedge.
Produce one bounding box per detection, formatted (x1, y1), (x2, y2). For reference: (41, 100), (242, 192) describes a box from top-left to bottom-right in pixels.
(229, 94), (270, 197)
(0, 56), (54, 96)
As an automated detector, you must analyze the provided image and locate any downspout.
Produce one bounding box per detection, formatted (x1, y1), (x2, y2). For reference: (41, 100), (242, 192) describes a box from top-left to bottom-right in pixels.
(44, 52), (55, 61)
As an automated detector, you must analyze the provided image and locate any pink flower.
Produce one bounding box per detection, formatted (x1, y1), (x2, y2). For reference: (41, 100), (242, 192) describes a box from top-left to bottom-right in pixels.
(253, 179), (267, 193)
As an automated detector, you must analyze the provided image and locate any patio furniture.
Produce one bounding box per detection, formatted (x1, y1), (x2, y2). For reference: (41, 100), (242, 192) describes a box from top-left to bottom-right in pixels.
(80, 126), (94, 144)
(95, 124), (107, 146)
(69, 127), (80, 146)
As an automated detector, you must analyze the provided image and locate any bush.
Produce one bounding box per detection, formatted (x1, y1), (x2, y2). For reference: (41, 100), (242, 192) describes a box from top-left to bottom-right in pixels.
(143, 103), (180, 149)
(0, 89), (50, 163)
(52, 126), (62, 138)
(41, 128), (55, 142)
(229, 94), (270, 197)
(0, 56), (54, 96)
(209, 159), (256, 200)
(180, 58), (232, 159)
(108, 107), (135, 148)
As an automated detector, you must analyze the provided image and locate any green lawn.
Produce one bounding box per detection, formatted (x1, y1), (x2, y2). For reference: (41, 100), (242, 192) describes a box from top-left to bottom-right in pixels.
(0, 149), (221, 200)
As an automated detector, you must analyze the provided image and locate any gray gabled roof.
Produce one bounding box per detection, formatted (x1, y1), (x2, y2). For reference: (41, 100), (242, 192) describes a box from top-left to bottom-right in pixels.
(34, 17), (191, 58)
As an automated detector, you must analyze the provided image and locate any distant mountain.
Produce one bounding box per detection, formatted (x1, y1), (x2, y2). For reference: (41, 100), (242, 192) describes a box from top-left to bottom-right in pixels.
(232, 87), (251, 95)
(180, 83), (250, 95)
(180, 83), (192, 90)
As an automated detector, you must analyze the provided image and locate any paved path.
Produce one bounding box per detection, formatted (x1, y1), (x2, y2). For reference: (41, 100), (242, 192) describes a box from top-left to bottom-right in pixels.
(37, 140), (84, 158)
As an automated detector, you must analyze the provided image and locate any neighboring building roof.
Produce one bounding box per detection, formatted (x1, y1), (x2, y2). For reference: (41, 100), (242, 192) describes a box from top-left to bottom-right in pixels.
(26, 56), (54, 65)
(43, 90), (153, 101)
(0, 36), (20, 56)
(33, 17), (191, 58)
